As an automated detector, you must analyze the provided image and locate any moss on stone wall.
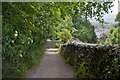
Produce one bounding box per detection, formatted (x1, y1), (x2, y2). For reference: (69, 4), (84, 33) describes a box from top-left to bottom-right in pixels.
(59, 42), (120, 79)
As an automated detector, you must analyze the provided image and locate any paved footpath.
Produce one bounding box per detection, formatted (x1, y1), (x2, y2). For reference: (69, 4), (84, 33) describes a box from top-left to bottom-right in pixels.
(27, 48), (75, 78)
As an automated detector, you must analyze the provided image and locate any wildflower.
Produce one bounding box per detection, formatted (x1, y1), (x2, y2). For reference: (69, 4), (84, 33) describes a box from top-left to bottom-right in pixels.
(14, 33), (18, 37)
(108, 71), (111, 74)
(20, 54), (23, 57)
(15, 31), (18, 34)
(22, 42), (24, 44)
(31, 40), (33, 43)
(114, 58), (117, 61)
(12, 40), (14, 43)
(20, 50), (22, 53)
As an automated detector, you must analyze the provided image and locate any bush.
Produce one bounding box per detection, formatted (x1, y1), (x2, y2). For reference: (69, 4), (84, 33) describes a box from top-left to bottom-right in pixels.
(55, 43), (59, 48)
(99, 24), (119, 46)
(2, 3), (47, 78)
(72, 17), (97, 43)
(2, 47), (46, 78)
(58, 29), (73, 44)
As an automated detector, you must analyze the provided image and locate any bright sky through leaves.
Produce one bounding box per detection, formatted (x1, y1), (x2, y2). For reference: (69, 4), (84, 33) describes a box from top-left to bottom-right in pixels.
(90, 0), (118, 24)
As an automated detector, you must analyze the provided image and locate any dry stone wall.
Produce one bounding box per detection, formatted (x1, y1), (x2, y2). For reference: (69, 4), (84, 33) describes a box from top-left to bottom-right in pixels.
(60, 41), (120, 79)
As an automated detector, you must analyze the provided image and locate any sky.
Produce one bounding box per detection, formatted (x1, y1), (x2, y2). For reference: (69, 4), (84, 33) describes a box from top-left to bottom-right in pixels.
(111, 0), (118, 14)
(90, 0), (119, 24)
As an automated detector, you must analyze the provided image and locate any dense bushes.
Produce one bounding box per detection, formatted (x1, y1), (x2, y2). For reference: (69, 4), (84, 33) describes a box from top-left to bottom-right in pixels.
(2, 2), (48, 78)
(2, 47), (46, 78)
(106, 25), (118, 45)
(59, 42), (120, 79)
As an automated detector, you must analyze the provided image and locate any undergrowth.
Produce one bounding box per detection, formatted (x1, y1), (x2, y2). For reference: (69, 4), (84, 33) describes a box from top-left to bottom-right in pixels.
(2, 47), (46, 78)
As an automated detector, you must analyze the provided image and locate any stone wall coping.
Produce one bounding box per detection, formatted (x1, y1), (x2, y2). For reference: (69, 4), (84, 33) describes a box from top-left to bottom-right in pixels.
(61, 41), (119, 48)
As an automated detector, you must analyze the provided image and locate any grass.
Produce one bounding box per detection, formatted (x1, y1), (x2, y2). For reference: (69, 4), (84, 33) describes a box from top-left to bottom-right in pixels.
(58, 51), (65, 61)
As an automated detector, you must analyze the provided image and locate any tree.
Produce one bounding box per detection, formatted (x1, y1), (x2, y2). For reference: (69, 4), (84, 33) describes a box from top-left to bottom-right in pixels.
(71, 17), (97, 43)
(58, 29), (73, 44)
(115, 12), (120, 22)
(115, 12), (120, 46)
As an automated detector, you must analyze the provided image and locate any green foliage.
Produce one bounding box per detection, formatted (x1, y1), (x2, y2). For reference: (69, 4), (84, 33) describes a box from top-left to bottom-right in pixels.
(115, 12), (120, 46)
(2, 2), (49, 78)
(98, 12), (120, 46)
(58, 29), (73, 44)
(2, 47), (46, 78)
(47, 2), (113, 41)
(58, 50), (65, 61)
(64, 2), (113, 23)
(76, 61), (91, 78)
(72, 17), (97, 43)
(115, 12), (120, 22)
(118, 26), (120, 46)
(112, 58), (120, 78)
(50, 15), (73, 40)
(100, 24), (119, 46)
(65, 57), (70, 63)
(55, 43), (59, 48)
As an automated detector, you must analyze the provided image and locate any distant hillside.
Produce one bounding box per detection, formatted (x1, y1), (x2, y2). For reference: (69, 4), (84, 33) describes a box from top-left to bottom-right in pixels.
(90, 20), (114, 38)
(90, 13), (118, 25)
(103, 13), (118, 24)
(95, 28), (109, 38)
(91, 22), (114, 29)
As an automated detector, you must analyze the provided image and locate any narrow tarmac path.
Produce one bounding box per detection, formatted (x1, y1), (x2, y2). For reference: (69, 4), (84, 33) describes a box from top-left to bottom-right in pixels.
(27, 48), (75, 78)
